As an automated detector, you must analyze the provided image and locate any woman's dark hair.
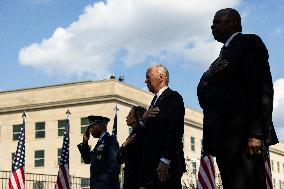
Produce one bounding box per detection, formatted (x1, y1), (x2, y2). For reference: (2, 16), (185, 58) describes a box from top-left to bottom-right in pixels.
(132, 106), (147, 123)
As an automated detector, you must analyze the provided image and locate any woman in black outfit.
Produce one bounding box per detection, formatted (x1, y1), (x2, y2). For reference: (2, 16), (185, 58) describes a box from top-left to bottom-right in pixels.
(118, 106), (146, 189)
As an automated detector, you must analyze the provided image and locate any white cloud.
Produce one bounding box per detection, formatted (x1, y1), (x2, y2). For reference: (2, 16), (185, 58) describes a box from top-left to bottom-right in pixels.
(19, 0), (241, 78)
(273, 78), (284, 142)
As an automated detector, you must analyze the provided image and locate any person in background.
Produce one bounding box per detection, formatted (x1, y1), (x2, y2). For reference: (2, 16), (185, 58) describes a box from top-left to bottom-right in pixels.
(117, 106), (147, 189)
(77, 115), (120, 189)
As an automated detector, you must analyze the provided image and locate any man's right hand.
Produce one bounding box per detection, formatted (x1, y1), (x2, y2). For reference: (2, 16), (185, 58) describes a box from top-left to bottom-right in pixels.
(142, 106), (160, 120)
(83, 129), (90, 144)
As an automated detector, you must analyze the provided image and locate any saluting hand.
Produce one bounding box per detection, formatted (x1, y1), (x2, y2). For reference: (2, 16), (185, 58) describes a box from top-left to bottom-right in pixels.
(83, 129), (90, 144)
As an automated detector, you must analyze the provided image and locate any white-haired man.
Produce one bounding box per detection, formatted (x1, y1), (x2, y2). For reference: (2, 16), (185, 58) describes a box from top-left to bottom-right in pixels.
(139, 64), (186, 189)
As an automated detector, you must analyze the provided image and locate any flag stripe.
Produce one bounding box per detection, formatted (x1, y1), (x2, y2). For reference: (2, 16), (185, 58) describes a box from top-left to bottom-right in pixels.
(200, 158), (215, 188)
(16, 168), (24, 189)
(197, 141), (217, 189)
(59, 168), (67, 189)
(264, 150), (273, 189)
(12, 171), (21, 189)
(208, 156), (215, 177)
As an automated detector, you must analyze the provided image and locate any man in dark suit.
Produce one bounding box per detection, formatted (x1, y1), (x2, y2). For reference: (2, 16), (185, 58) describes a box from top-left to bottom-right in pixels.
(77, 116), (120, 189)
(197, 8), (278, 189)
(139, 64), (186, 189)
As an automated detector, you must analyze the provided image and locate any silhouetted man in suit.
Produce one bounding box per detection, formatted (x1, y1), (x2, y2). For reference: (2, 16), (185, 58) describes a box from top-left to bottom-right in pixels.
(197, 8), (278, 189)
(77, 116), (120, 189)
(139, 64), (185, 189)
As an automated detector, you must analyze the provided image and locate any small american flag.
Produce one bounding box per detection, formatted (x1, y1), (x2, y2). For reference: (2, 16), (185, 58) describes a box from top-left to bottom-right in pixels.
(8, 114), (26, 189)
(55, 110), (71, 189)
(197, 145), (216, 189)
(112, 105), (119, 137)
(264, 147), (273, 189)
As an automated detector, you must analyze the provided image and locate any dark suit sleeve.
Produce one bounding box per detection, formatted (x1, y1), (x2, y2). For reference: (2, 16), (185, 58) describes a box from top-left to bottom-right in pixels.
(242, 35), (274, 138)
(77, 143), (92, 164)
(117, 146), (126, 164)
(96, 136), (120, 187)
(161, 92), (185, 160)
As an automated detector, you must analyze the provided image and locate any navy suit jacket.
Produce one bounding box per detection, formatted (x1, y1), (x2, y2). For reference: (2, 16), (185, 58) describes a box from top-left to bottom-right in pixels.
(77, 132), (120, 189)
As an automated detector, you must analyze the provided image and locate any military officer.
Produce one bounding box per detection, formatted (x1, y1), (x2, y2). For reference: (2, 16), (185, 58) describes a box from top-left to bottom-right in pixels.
(77, 115), (120, 189)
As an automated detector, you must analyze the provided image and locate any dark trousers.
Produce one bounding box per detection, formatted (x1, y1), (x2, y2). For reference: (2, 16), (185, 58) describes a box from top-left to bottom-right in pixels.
(216, 147), (266, 189)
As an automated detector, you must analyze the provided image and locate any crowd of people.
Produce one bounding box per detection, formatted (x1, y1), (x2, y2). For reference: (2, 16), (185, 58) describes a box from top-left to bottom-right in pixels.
(77, 8), (278, 189)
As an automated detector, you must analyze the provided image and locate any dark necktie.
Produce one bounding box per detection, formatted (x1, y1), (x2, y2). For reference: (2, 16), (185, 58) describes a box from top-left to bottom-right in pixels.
(219, 45), (227, 58)
(151, 95), (157, 106)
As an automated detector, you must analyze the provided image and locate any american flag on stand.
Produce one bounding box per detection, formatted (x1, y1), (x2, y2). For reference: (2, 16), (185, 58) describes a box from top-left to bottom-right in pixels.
(197, 144), (216, 189)
(55, 110), (71, 189)
(112, 105), (119, 137)
(264, 147), (273, 189)
(8, 113), (26, 189)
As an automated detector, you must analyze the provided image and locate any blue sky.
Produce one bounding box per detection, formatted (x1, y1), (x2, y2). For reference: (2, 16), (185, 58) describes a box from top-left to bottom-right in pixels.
(1, 0), (284, 141)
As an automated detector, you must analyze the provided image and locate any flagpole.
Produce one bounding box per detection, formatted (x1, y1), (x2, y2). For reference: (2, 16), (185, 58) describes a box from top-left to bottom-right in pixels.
(66, 109), (71, 117)
(22, 111), (26, 121)
(112, 104), (119, 137)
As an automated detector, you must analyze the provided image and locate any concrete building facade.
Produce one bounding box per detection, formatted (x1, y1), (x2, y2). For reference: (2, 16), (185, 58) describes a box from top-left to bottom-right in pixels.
(0, 79), (283, 188)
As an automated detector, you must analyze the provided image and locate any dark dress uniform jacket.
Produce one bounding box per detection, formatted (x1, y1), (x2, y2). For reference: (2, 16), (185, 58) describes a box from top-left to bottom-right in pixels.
(117, 126), (144, 189)
(140, 88), (186, 188)
(77, 132), (120, 189)
(197, 33), (278, 155)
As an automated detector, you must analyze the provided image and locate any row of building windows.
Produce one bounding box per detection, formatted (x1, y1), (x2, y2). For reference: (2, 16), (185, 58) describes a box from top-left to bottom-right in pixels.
(272, 179), (284, 189)
(12, 117), (90, 141)
(271, 160), (284, 174)
(12, 148), (90, 167)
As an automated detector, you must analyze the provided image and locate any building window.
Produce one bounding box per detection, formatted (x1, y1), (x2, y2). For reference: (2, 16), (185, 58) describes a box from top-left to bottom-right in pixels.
(273, 179), (275, 188)
(35, 122), (45, 138)
(271, 160), (274, 172)
(191, 161), (197, 175)
(13, 124), (22, 141)
(283, 163), (284, 173)
(34, 150), (44, 167)
(58, 120), (67, 136)
(11, 153), (15, 165)
(81, 117), (89, 134)
(279, 180), (282, 189)
(190, 137), (195, 152)
(81, 178), (90, 189)
(33, 181), (44, 189)
(58, 148), (62, 165)
(277, 162), (280, 173)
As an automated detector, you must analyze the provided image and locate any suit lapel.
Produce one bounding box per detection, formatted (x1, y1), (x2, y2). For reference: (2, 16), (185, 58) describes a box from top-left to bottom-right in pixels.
(222, 33), (242, 59)
(154, 88), (171, 107)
